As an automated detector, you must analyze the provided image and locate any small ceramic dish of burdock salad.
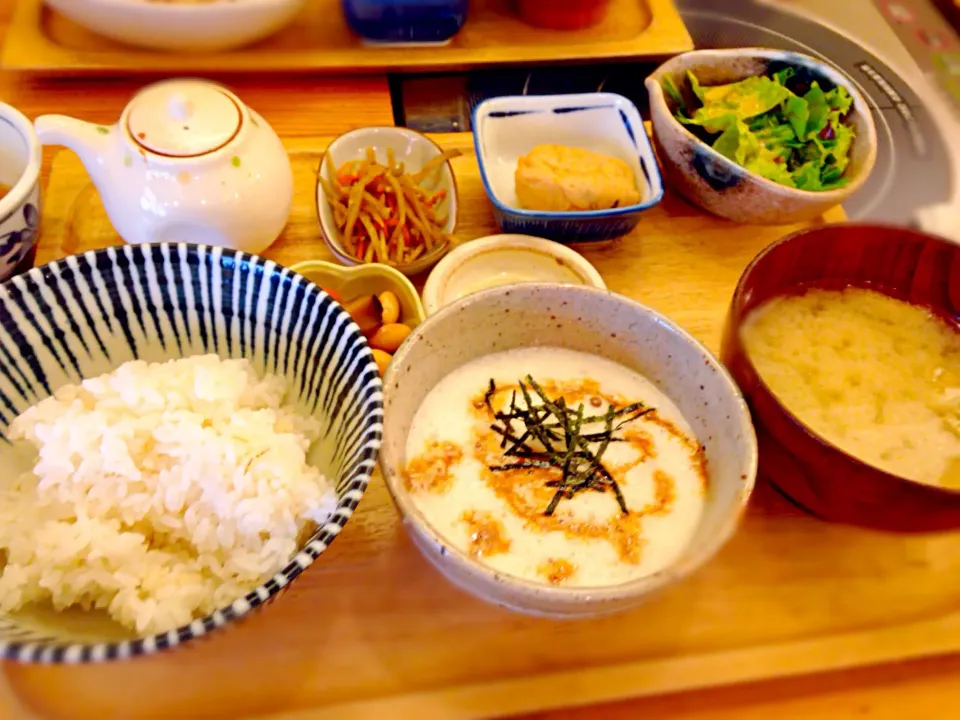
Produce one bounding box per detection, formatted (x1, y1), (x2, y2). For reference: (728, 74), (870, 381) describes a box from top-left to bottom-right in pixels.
(379, 283), (757, 617)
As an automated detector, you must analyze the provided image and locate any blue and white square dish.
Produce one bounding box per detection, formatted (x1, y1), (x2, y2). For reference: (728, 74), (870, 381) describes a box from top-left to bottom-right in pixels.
(472, 93), (664, 243)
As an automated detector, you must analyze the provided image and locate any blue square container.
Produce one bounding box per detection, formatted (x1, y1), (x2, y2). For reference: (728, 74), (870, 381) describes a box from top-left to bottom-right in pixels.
(472, 93), (664, 243)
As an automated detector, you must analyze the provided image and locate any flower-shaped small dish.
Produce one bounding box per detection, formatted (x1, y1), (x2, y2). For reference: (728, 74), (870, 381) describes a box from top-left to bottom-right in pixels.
(0, 101), (41, 282)
(316, 127), (459, 277)
(472, 93), (664, 243)
(290, 259), (426, 329)
(646, 48), (878, 225)
(421, 234), (606, 316)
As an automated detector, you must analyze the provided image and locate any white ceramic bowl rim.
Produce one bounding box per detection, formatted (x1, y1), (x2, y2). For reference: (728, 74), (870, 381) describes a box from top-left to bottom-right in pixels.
(382, 282), (758, 602)
(421, 234), (607, 315)
(645, 47), (879, 200)
(315, 125), (459, 270)
(0, 102), (41, 226)
(472, 92), (665, 219)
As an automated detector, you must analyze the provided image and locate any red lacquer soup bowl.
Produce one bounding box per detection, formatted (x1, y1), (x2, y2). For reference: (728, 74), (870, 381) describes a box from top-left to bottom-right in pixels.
(721, 223), (960, 532)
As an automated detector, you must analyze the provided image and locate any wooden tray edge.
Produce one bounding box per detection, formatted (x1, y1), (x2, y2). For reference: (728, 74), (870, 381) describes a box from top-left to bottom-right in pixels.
(1, 0), (62, 71)
(2, 0), (693, 75)
(33, 137), (905, 720)
(261, 611), (960, 720)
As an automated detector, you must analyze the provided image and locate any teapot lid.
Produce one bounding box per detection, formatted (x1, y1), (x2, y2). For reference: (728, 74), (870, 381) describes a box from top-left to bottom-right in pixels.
(127, 80), (242, 158)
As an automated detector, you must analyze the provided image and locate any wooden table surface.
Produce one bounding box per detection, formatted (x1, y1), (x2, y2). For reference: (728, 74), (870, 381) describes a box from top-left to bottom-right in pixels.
(0, 0), (958, 717)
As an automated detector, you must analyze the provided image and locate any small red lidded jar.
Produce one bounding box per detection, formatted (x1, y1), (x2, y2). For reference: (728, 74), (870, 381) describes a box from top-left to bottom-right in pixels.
(515, 0), (613, 30)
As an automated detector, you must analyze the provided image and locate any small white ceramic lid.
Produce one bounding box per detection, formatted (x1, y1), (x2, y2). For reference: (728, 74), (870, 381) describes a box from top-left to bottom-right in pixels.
(421, 234), (607, 315)
(126, 80), (241, 157)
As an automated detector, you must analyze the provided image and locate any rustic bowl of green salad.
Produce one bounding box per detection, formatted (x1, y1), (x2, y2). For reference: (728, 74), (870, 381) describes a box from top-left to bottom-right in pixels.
(645, 48), (877, 225)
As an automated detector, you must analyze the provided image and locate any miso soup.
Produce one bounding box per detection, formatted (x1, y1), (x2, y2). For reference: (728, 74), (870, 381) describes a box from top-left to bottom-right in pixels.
(742, 287), (960, 488)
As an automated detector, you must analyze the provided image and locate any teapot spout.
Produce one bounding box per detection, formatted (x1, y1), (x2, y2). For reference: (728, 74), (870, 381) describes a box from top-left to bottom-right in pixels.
(34, 115), (114, 190)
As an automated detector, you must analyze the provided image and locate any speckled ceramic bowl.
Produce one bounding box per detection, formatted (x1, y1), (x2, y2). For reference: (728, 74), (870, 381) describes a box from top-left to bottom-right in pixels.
(646, 48), (878, 225)
(379, 283), (757, 617)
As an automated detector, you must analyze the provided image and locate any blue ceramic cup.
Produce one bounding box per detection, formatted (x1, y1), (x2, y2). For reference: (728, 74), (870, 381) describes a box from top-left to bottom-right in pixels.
(342, 0), (469, 44)
(0, 102), (41, 282)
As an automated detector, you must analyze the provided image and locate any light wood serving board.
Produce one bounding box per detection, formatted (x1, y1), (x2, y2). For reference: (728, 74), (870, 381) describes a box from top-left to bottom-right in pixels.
(6, 134), (960, 720)
(1, 0), (692, 75)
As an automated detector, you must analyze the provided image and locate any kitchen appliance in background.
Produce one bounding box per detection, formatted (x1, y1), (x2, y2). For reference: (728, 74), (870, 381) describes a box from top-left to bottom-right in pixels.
(745, 0), (960, 237)
(394, 0), (960, 231)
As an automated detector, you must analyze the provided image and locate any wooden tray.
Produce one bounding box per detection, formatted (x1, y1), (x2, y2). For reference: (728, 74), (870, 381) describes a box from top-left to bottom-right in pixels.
(0, 0), (692, 75)
(6, 135), (960, 720)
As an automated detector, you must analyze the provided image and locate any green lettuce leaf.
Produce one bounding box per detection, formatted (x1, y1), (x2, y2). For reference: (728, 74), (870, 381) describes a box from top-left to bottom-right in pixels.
(698, 76), (791, 120)
(708, 118), (796, 187)
(745, 154), (796, 187)
(669, 65), (857, 193)
(828, 119), (855, 173)
(712, 119), (756, 164)
(792, 162), (823, 191)
(748, 112), (779, 132)
(820, 165), (849, 190)
(804, 82), (830, 138)
(688, 108), (740, 134)
(783, 94), (810, 141)
(662, 75), (686, 113)
(755, 123), (797, 146)
(825, 85), (853, 115)
(687, 70), (706, 102)
(773, 67), (796, 86)
(793, 139), (825, 169)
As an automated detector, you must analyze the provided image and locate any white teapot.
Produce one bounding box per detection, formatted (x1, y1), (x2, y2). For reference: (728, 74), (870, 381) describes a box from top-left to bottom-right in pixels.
(35, 78), (294, 255)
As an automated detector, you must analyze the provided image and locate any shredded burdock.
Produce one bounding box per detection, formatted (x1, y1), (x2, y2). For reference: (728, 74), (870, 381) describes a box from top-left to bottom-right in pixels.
(320, 146), (461, 266)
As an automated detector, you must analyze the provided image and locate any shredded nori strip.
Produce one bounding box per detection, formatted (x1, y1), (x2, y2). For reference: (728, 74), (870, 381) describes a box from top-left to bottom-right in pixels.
(485, 376), (651, 517)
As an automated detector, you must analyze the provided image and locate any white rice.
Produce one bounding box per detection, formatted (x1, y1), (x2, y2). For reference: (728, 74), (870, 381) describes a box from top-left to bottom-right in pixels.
(0, 354), (337, 636)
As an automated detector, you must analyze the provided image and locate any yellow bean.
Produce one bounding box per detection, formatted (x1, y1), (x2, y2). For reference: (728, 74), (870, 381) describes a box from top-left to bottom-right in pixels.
(343, 295), (381, 336)
(369, 323), (412, 353)
(378, 291), (401, 325)
(371, 349), (392, 375)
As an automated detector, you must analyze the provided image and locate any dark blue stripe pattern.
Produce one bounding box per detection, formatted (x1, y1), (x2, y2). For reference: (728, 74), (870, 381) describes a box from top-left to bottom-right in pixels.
(0, 243), (383, 663)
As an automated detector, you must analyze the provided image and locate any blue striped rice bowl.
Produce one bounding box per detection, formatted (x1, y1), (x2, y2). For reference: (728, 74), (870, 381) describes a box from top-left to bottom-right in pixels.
(0, 244), (382, 663)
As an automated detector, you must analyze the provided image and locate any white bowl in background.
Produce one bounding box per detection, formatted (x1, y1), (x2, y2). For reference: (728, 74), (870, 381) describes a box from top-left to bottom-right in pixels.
(420, 233), (606, 315)
(0, 102), (41, 282)
(380, 283), (757, 617)
(44, 0), (305, 52)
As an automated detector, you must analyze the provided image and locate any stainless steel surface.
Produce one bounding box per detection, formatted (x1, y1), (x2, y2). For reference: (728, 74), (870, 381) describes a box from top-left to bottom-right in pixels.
(676, 0), (954, 223)
(393, 0), (958, 228)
